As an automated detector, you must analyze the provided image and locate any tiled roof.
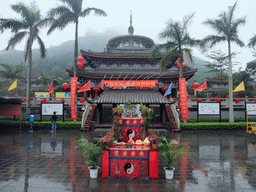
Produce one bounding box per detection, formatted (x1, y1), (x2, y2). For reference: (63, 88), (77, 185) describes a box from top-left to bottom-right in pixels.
(93, 88), (174, 104)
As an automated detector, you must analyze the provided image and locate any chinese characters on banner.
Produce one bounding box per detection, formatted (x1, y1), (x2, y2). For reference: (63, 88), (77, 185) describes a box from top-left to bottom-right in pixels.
(71, 77), (78, 119)
(101, 80), (158, 88)
(179, 77), (189, 120)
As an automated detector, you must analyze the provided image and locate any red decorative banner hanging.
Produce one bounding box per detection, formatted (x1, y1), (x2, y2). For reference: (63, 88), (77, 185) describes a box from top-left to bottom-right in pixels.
(179, 77), (189, 120)
(101, 80), (158, 88)
(71, 77), (78, 119)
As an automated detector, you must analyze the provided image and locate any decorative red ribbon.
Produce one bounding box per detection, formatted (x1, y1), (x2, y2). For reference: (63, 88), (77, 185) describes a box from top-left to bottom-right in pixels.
(71, 77), (78, 119)
(179, 78), (189, 120)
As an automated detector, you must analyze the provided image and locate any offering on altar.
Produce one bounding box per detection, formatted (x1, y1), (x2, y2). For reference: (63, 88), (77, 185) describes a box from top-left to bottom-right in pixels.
(135, 139), (143, 145)
(118, 142), (126, 146)
(128, 138), (134, 144)
(143, 138), (150, 145)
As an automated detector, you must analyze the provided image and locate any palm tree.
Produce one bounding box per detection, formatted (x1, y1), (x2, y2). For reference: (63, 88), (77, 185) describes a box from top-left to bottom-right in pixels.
(0, 2), (50, 115)
(0, 63), (25, 81)
(201, 2), (246, 123)
(150, 13), (199, 77)
(47, 0), (107, 78)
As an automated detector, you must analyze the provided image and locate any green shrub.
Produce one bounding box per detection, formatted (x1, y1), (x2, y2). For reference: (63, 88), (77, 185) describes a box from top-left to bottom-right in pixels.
(181, 122), (246, 130)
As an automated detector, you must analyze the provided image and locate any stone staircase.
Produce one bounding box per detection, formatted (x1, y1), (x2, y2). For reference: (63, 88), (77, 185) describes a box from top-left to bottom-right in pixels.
(81, 103), (97, 131)
(165, 104), (180, 131)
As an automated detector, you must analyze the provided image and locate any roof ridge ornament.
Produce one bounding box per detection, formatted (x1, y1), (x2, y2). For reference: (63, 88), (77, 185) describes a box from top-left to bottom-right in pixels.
(128, 11), (134, 35)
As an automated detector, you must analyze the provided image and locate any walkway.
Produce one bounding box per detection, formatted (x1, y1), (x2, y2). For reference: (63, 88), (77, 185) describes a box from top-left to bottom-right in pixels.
(0, 129), (255, 191)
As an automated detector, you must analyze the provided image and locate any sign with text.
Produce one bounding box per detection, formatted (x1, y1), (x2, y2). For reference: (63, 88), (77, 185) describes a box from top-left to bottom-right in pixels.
(246, 103), (256, 115)
(198, 103), (220, 115)
(41, 102), (63, 116)
(34, 92), (49, 98)
(101, 80), (158, 88)
(55, 92), (71, 98)
(179, 78), (189, 120)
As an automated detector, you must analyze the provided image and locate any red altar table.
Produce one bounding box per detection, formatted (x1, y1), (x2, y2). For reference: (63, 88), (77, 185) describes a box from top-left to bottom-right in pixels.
(116, 117), (145, 142)
(102, 145), (158, 179)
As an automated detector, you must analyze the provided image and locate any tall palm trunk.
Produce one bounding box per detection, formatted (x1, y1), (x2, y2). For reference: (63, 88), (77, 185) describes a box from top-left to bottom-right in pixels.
(178, 49), (183, 78)
(228, 40), (234, 123)
(26, 44), (32, 116)
(74, 20), (78, 78)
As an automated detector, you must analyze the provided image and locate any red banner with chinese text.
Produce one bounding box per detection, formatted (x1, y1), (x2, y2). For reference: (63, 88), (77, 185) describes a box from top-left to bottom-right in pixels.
(71, 77), (78, 119)
(179, 78), (189, 120)
(101, 80), (158, 88)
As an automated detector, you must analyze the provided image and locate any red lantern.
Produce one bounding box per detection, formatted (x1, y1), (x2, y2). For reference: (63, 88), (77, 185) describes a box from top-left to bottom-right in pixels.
(33, 95), (36, 97)
(53, 95), (56, 98)
(188, 95), (191, 98)
(235, 99), (239, 103)
(169, 95), (172, 98)
(161, 86), (168, 93)
(61, 98), (65, 102)
(23, 97), (27, 101)
(226, 95), (229, 98)
(254, 99), (256, 102)
(42, 98), (47, 102)
(192, 82), (200, 89)
(93, 87), (101, 93)
(77, 62), (84, 68)
(246, 96), (248, 98)
(89, 95), (91, 98)
(77, 85), (83, 90)
(15, 95), (17, 97)
(62, 83), (70, 89)
(177, 63), (185, 68)
(79, 98), (83, 103)
(198, 99), (202, 102)
(7, 95), (10, 97)
(177, 58), (185, 63)
(77, 56), (85, 62)
(207, 96), (210, 98)
(216, 98), (221, 102)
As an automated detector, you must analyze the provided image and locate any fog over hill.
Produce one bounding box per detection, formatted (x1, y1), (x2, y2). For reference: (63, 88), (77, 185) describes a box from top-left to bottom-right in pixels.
(0, 31), (211, 83)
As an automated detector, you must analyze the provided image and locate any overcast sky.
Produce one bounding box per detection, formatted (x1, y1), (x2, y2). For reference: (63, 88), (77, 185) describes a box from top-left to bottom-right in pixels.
(0, 0), (255, 71)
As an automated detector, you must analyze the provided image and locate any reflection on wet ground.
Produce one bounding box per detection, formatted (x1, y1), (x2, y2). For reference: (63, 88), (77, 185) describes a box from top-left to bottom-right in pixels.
(0, 129), (256, 191)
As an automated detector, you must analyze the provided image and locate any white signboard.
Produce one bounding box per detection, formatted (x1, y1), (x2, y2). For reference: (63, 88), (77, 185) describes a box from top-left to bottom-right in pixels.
(42, 103), (63, 115)
(246, 103), (256, 115)
(198, 102), (220, 115)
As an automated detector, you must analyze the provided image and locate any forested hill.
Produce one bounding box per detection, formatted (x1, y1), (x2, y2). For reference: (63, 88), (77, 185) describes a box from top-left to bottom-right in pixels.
(0, 31), (211, 82)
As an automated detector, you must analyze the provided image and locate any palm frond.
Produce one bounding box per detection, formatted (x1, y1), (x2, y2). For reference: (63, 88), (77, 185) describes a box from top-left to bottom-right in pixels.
(47, 14), (75, 34)
(48, 6), (74, 18)
(6, 31), (28, 50)
(248, 35), (256, 48)
(202, 35), (226, 48)
(80, 8), (107, 17)
(36, 35), (46, 58)
(0, 19), (26, 33)
(182, 48), (193, 63)
(11, 3), (40, 26)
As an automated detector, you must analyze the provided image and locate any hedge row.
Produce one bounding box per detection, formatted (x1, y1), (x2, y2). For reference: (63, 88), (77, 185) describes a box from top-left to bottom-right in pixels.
(0, 120), (82, 130)
(180, 122), (247, 130)
(0, 120), (247, 131)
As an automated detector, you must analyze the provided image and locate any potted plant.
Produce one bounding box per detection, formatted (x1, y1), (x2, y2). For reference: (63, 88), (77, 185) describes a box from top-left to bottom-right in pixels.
(76, 139), (102, 178)
(123, 100), (136, 117)
(157, 137), (189, 179)
(112, 105), (124, 118)
(140, 104), (155, 139)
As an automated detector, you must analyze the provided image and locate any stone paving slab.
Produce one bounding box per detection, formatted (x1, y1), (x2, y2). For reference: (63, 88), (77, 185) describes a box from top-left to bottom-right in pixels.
(0, 129), (255, 191)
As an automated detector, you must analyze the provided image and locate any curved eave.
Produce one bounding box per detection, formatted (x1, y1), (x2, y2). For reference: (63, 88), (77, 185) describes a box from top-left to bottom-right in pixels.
(80, 50), (162, 59)
(108, 35), (154, 44)
(66, 67), (197, 80)
(93, 89), (174, 104)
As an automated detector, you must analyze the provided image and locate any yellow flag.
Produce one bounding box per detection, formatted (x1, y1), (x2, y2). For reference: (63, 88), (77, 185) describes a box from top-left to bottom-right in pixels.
(8, 78), (17, 92)
(233, 81), (245, 93)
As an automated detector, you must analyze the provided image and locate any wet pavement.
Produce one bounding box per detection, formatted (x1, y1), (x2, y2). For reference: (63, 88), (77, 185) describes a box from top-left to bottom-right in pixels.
(0, 129), (256, 192)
